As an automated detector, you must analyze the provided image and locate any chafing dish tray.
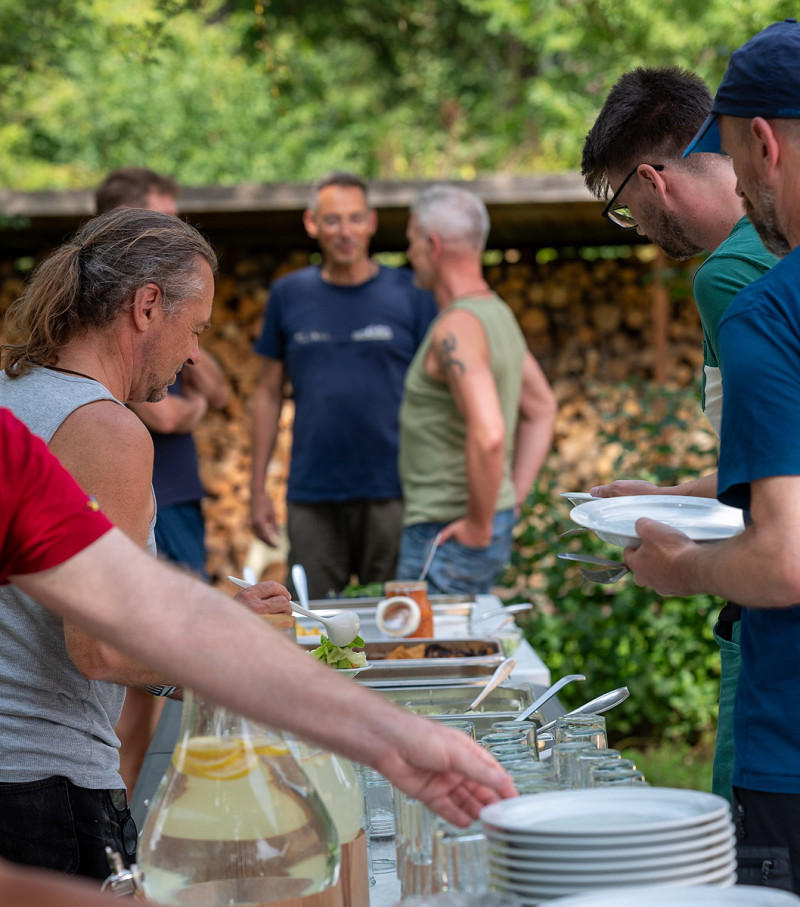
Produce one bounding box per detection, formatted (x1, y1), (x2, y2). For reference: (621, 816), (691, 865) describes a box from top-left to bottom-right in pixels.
(301, 637), (504, 682)
(294, 593), (502, 641)
(371, 682), (539, 736)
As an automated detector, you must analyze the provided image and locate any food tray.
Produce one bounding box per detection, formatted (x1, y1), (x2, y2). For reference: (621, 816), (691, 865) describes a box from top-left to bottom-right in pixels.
(301, 637), (505, 683)
(294, 593), (502, 641)
(372, 682), (539, 736)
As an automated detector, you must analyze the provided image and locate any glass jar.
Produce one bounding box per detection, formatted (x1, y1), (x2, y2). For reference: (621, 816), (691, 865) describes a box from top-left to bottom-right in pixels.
(137, 691), (339, 906)
(382, 580), (434, 638)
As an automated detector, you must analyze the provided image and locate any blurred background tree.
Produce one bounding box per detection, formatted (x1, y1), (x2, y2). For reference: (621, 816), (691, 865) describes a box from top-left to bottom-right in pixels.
(1, 0), (796, 188)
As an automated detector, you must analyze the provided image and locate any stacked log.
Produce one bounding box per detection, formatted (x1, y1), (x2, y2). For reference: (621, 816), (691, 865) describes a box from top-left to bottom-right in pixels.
(0, 245), (710, 589)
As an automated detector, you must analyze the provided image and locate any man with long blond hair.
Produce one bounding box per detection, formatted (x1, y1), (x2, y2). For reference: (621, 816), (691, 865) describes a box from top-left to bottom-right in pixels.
(0, 208), (288, 879)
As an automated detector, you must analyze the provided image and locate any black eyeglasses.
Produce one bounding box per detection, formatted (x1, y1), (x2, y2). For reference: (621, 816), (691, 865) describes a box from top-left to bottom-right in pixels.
(602, 164), (664, 229)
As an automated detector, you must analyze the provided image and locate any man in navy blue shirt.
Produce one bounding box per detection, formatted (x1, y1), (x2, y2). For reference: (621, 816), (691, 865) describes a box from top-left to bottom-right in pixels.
(624, 20), (800, 893)
(251, 172), (437, 599)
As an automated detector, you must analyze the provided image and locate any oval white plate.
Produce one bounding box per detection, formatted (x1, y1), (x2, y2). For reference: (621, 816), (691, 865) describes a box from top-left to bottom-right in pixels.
(492, 867), (736, 898)
(569, 495), (744, 547)
(484, 818), (734, 849)
(489, 850), (735, 885)
(488, 831), (735, 870)
(547, 884), (800, 906)
(480, 788), (730, 836)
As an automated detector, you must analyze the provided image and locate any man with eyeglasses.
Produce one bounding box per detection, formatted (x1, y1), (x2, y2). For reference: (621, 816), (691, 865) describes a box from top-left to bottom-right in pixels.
(581, 67), (776, 805)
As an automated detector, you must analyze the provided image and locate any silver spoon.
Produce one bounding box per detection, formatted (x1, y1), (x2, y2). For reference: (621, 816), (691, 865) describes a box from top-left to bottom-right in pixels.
(226, 571), (361, 647)
(418, 531), (443, 582)
(537, 686), (630, 733)
(514, 673), (586, 722)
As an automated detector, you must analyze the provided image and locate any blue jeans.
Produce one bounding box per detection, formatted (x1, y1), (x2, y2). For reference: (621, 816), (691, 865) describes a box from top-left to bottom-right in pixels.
(0, 776), (137, 880)
(396, 509), (515, 595)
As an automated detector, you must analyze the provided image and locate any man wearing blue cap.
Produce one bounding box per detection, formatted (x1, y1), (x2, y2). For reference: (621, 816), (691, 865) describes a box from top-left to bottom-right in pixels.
(582, 67), (776, 807)
(625, 19), (800, 893)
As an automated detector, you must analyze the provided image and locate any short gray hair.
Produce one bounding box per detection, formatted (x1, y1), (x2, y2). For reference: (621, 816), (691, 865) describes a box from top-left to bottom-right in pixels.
(411, 185), (490, 252)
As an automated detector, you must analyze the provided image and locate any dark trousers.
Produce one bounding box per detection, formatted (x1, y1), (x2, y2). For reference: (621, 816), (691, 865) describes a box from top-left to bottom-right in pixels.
(0, 776), (137, 881)
(733, 786), (800, 893)
(287, 498), (404, 599)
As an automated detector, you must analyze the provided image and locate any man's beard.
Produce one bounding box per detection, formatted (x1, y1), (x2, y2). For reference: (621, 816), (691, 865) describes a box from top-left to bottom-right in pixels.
(743, 184), (792, 258)
(640, 200), (703, 261)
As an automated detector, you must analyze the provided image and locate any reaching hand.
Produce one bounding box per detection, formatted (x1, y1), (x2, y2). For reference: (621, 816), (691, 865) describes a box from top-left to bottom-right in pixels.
(234, 580), (291, 615)
(374, 719), (517, 826)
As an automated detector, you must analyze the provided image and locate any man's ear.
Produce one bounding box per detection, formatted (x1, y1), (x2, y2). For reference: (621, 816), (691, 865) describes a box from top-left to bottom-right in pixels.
(131, 283), (163, 332)
(302, 208), (319, 239)
(428, 231), (445, 259)
(750, 117), (781, 175)
(637, 163), (669, 203)
(367, 207), (378, 238)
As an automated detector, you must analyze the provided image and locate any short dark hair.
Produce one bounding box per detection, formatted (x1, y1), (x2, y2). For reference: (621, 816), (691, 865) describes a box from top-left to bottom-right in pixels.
(582, 67), (714, 199)
(95, 167), (179, 213)
(309, 171), (368, 209)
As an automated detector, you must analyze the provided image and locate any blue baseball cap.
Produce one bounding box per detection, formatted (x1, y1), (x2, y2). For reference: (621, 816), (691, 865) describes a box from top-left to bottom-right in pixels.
(684, 18), (800, 156)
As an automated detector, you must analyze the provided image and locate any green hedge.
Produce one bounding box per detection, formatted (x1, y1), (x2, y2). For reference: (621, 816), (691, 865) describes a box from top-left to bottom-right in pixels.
(501, 380), (723, 743)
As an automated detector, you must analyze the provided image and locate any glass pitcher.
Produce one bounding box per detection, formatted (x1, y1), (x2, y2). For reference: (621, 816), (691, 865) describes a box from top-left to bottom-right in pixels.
(137, 691), (339, 906)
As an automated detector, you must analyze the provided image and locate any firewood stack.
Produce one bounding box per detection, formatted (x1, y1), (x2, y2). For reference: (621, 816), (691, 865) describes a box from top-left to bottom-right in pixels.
(0, 246), (710, 590)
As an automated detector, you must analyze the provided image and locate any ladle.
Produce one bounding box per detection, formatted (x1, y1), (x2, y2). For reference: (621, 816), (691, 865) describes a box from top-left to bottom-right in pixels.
(514, 673), (586, 723)
(291, 563), (362, 646)
(226, 570), (361, 647)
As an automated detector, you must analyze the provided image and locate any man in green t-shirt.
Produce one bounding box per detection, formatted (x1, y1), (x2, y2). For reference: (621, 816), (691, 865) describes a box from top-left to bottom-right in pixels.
(581, 66), (777, 801)
(397, 185), (557, 595)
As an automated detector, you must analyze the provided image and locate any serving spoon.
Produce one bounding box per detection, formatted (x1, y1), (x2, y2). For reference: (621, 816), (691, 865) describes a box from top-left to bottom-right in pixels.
(226, 569), (361, 647)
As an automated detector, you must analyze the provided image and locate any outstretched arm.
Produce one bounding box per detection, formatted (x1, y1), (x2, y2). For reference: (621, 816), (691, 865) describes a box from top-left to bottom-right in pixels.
(16, 530), (516, 825)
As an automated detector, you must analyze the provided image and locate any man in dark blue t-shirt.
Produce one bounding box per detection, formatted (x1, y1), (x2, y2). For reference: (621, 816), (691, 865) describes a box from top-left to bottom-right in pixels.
(251, 171), (437, 599)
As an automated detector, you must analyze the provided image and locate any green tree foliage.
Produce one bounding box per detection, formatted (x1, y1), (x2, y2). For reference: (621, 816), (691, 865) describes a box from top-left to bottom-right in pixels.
(1, 0), (797, 189)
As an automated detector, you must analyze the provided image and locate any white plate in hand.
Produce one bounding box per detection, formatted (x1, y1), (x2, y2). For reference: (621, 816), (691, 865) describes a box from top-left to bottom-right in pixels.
(569, 495), (745, 547)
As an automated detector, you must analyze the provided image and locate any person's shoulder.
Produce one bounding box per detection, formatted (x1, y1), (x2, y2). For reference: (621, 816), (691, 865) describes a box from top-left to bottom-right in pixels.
(721, 247), (800, 326)
(67, 398), (152, 450)
(713, 217), (778, 269)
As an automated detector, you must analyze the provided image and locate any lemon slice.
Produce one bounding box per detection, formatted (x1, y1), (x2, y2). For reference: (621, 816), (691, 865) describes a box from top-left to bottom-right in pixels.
(175, 736), (259, 780)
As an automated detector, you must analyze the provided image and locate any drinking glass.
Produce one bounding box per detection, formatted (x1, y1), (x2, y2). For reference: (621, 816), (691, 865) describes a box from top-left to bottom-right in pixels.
(575, 747), (623, 788)
(590, 765), (647, 787)
(359, 766), (396, 874)
(431, 818), (489, 894)
(551, 740), (597, 788)
(554, 714), (608, 749)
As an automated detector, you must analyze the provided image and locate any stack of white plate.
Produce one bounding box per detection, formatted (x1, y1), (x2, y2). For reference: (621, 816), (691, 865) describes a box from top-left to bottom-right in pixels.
(480, 788), (737, 905)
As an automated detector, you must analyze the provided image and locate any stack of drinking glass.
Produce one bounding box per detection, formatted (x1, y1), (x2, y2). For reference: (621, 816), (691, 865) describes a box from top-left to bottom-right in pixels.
(390, 712), (647, 899)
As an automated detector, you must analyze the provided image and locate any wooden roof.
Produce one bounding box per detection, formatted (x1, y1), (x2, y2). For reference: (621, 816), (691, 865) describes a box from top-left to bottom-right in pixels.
(0, 173), (645, 254)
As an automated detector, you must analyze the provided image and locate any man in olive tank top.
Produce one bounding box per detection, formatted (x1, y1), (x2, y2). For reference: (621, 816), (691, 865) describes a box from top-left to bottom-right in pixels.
(397, 186), (557, 594)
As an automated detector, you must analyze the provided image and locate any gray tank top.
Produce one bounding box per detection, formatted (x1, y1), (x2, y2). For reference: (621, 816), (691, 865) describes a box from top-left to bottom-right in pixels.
(0, 367), (157, 788)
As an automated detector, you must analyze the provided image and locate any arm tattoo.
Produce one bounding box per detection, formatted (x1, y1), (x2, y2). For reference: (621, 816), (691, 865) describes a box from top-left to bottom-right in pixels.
(438, 332), (466, 378)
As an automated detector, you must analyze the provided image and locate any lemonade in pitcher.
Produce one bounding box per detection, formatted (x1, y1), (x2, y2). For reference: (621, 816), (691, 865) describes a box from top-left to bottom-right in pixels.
(137, 694), (339, 906)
